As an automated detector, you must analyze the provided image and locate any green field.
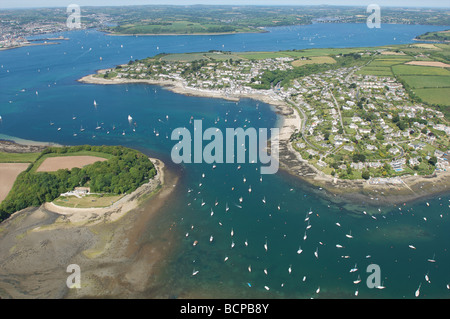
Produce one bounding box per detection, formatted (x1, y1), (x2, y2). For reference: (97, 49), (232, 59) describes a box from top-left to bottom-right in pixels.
(413, 87), (450, 105)
(400, 75), (450, 88)
(356, 66), (393, 76)
(367, 58), (411, 67)
(392, 64), (450, 76)
(0, 152), (40, 163)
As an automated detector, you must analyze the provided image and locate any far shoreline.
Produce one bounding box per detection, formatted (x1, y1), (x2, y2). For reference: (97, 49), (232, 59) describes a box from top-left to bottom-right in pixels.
(103, 29), (268, 37)
(77, 71), (450, 207)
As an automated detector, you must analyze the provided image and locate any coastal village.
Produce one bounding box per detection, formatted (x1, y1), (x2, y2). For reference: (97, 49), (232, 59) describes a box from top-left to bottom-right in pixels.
(97, 50), (450, 182)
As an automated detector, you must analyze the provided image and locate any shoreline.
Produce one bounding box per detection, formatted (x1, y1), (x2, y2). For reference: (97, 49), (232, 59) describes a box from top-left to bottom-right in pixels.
(78, 72), (450, 206)
(0, 154), (180, 298)
(0, 41), (59, 51)
(0, 133), (63, 148)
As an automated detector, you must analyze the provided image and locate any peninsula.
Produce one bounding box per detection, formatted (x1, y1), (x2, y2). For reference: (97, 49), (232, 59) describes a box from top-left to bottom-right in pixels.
(79, 43), (450, 204)
(0, 144), (161, 224)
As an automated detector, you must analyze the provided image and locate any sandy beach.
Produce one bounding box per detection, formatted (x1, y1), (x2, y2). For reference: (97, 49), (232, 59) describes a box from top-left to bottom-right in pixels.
(78, 71), (450, 206)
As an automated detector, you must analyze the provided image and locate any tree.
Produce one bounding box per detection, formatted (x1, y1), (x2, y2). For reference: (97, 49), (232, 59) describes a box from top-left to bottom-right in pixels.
(428, 156), (437, 166)
(362, 171), (370, 180)
(352, 153), (366, 163)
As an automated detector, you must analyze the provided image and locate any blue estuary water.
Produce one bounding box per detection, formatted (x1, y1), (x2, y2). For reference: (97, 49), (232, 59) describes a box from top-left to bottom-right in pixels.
(0, 23), (449, 298)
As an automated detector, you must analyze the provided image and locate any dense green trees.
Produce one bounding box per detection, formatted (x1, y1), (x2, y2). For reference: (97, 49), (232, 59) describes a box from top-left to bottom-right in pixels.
(0, 145), (156, 223)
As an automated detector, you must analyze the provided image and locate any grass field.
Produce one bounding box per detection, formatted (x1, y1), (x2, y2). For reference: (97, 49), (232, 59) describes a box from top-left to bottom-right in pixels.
(400, 75), (450, 88)
(291, 56), (336, 67)
(367, 58), (411, 67)
(413, 88), (450, 105)
(392, 64), (450, 76)
(356, 66), (393, 76)
(53, 194), (124, 208)
(0, 152), (40, 163)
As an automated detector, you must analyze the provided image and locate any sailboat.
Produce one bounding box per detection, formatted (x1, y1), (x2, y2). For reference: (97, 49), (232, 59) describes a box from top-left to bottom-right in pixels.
(353, 275), (361, 284)
(93, 100), (97, 107)
(128, 114), (133, 122)
(415, 283), (421, 297)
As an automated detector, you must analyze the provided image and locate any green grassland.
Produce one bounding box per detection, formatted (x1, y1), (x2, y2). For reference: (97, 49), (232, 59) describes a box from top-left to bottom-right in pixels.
(400, 75), (450, 88)
(0, 152), (40, 163)
(392, 64), (450, 76)
(413, 88), (450, 105)
(356, 67), (394, 76)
